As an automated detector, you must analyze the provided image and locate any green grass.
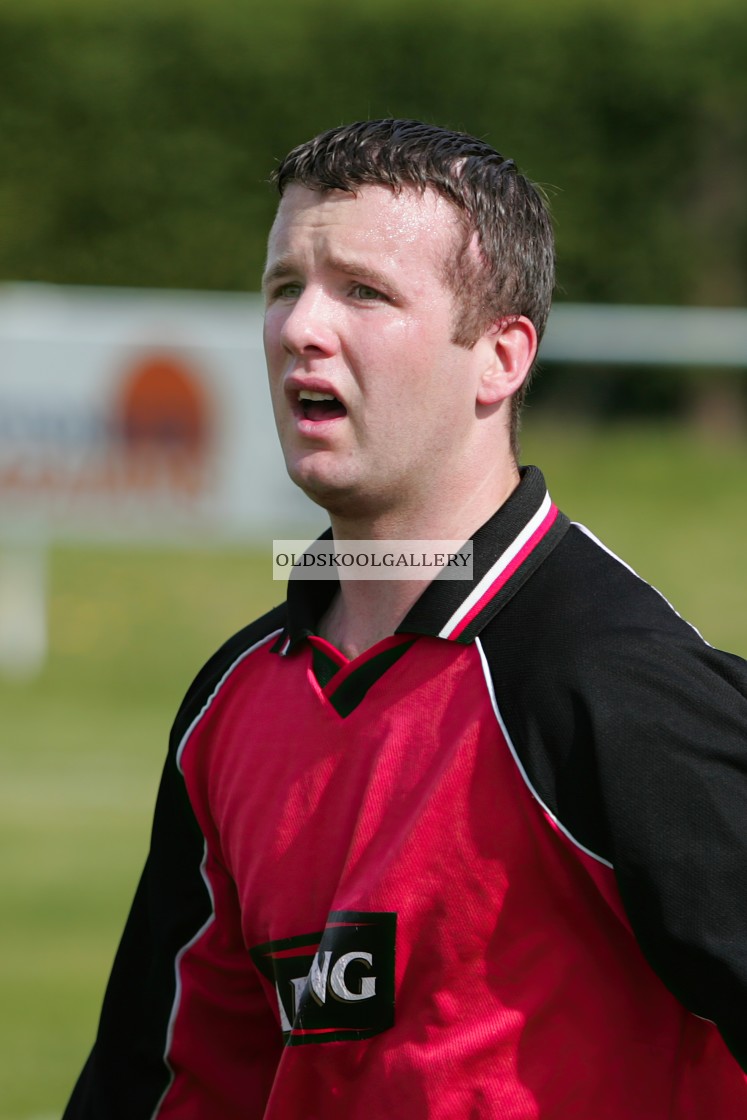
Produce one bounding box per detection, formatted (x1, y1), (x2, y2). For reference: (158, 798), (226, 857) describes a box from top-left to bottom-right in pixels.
(1, 421), (746, 1118)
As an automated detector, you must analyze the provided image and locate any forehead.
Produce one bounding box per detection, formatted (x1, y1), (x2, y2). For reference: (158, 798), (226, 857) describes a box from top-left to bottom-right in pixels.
(266, 183), (462, 272)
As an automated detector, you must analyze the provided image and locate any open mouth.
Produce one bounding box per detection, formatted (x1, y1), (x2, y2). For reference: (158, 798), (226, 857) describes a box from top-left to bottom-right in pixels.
(298, 390), (347, 422)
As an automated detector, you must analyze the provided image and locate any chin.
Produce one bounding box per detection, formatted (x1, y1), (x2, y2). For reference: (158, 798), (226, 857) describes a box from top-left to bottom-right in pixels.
(290, 468), (387, 522)
(287, 463), (356, 515)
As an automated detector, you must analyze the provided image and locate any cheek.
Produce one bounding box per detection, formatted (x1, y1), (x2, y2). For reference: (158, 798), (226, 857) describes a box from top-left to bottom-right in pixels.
(364, 317), (440, 384)
(262, 309), (286, 365)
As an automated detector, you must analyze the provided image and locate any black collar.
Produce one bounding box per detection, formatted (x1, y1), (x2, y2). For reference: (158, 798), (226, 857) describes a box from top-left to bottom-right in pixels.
(276, 466), (569, 653)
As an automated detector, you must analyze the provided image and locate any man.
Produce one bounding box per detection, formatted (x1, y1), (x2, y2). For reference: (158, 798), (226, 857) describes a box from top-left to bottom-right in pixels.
(65, 120), (747, 1118)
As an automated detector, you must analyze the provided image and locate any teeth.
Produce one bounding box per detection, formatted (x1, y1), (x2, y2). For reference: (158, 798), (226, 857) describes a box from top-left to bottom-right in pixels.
(298, 390), (337, 402)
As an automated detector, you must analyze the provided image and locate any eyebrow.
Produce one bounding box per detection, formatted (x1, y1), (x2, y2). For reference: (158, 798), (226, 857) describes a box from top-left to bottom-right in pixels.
(262, 254), (397, 294)
(261, 257), (297, 291)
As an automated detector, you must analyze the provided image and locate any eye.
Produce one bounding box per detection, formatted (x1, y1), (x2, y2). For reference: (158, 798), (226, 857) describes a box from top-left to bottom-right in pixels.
(269, 281), (303, 301)
(350, 283), (388, 302)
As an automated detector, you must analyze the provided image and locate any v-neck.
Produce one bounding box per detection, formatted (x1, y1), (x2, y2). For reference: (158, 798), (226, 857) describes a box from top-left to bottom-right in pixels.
(308, 634), (417, 718)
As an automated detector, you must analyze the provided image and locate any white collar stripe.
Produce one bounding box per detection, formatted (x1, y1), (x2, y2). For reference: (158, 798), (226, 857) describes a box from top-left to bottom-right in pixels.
(439, 491), (554, 640)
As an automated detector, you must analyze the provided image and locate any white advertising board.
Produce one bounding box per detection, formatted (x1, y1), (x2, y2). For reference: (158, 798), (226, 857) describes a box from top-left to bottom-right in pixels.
(0, 282), (321, 545)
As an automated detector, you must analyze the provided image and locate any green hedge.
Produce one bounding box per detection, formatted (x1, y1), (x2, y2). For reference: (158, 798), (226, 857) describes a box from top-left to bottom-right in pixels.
(1, 0), (746, 306)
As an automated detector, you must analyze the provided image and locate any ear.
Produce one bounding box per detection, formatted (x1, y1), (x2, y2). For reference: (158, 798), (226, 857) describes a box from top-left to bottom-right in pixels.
(475, 316), (537, 407)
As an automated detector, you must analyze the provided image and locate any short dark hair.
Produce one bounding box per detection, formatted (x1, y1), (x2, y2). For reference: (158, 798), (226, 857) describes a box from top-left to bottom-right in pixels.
(273, 119), (555, 458)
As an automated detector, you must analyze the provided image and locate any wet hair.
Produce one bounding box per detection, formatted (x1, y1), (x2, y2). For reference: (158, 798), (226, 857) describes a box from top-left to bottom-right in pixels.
(272, 119), (555, 458)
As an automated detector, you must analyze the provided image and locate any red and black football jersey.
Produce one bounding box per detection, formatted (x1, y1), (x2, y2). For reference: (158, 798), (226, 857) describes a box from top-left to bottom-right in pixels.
(64, 467), (747, 1118)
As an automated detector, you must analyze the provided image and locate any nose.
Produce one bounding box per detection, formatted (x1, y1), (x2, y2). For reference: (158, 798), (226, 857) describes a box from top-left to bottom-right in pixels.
(279, 287), (339, 358)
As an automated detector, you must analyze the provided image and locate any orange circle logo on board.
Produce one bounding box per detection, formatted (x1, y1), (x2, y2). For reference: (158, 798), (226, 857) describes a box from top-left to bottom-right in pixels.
(113, 352), (214, 496)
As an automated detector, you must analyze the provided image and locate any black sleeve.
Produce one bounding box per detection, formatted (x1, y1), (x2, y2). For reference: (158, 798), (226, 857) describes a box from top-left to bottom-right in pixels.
(63, 604), (286, 1119)
(584, 627), (747, 1071)
(482, 526), (747, 1071)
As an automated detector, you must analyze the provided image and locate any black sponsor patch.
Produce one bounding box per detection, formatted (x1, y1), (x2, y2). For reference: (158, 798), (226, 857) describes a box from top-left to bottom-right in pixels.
(250, 911), (396, 1045)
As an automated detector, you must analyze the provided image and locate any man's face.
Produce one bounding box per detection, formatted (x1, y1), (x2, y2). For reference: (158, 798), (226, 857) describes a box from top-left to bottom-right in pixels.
(263, 183), (489, 522)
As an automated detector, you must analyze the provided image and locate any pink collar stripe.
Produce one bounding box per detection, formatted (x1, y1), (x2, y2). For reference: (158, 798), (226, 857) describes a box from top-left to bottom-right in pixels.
(440, 493), (558, 641)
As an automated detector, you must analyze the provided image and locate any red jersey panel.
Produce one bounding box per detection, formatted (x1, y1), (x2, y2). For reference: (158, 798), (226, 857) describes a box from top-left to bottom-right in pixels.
(160, 633), (746, 1118)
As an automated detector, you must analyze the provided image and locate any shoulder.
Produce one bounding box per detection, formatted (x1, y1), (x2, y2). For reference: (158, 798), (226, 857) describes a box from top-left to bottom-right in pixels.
(478, 520), (747, 861)
(170, 601), (287, 747)
(483, 518), (730, 682)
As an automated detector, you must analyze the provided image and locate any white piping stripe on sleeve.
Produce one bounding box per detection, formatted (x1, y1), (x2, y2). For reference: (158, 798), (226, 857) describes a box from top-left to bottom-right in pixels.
(151, 841), (216, 1120)
(175, 628), (283, 773)
(152, 627), (283, 1119)
(573, 523), (710, 647)
(439, 491), (552, 639)
(475, 635), (614, 870)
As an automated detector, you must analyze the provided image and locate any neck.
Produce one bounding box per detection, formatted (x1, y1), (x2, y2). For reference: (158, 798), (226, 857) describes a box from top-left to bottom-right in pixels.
(318, 461), (521, 659)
